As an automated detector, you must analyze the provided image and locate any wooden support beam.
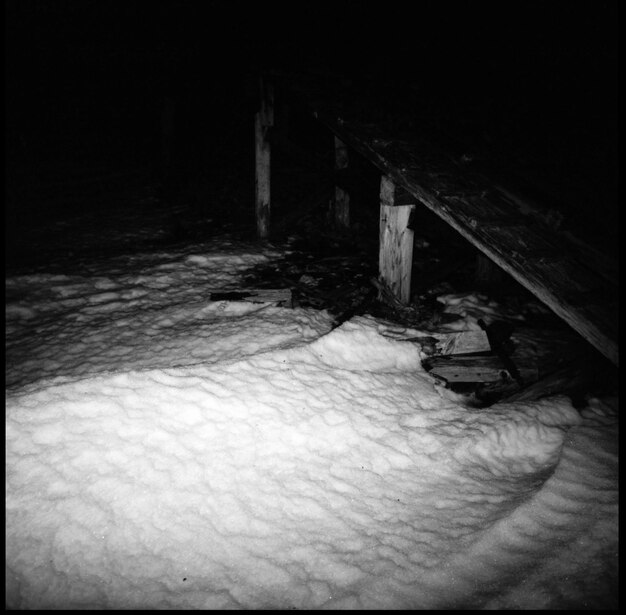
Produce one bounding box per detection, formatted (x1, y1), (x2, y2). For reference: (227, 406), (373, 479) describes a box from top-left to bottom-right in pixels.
(379, 175), (415, 305)
(334, 136), (350, 227)
(255, 77), (274, 239)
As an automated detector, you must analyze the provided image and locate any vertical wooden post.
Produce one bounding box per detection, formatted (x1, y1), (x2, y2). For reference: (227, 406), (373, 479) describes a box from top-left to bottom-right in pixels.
(255, 76), (274, 239)
(379, 175), (415, 304)
(334, 136), (350, 228)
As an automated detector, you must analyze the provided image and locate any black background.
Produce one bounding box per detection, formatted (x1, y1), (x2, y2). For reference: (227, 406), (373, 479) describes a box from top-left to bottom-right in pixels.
(5, 0), (619, 246)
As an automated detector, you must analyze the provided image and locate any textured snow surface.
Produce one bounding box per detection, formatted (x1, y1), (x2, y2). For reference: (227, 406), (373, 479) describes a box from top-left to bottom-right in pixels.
(5, 239), (618, 609)
(6, 241), (328, 391)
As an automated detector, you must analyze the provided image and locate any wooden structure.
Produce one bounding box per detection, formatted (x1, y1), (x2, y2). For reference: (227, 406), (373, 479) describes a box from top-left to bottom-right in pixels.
(254, 72), (618, 366)
(254, 77), (273, 239)
(378, 176), (416, 304)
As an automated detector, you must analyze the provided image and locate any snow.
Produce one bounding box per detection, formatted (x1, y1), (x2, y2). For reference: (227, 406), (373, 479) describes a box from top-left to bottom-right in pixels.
(5, 237), (618, 609)
(436, 291), (528, 330)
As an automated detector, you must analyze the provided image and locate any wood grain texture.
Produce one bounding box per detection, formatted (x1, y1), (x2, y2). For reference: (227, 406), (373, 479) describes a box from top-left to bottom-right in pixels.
(379, 176), (415, 304)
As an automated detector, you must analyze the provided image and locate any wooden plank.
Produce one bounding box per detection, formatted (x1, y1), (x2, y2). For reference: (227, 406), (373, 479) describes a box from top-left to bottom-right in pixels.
(434, 330), (491, 355)
(379, 176), (415, 305)
(427, 355), (538, 384)
(334, 136), (350, 227)
(209, 288), (292, 307)
(255, 76), (274, 239)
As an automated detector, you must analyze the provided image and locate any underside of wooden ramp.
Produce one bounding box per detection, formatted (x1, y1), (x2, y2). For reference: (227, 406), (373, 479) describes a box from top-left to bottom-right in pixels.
(274, 72), (618, 366)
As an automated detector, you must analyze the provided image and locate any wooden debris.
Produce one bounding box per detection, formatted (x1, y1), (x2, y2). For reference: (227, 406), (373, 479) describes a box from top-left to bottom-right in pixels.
(371, 276), (405, 310)
(391, 330), (491, 356)
(433, 329), (491, 355)
(276, 72), (618, 365)
(209, 288), (292, 307)
(426, 354), (538, 384)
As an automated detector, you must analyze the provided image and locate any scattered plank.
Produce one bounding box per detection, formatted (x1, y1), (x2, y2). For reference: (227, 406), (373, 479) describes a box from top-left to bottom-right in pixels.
(209, 288), (292, 307)
(391, 330), (491, 356)
(426, 354), (538, 384)
(434, 330), (491, 355)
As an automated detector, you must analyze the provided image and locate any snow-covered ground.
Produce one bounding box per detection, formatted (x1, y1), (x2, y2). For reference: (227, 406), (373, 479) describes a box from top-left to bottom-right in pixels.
(6, 234), (618, 609)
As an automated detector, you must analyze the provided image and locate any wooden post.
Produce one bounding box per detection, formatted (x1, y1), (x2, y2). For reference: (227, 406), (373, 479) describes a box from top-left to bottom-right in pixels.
(379, 175), (415, 304)
(255, 76), (274, 239)
(334, 136), (350, 227)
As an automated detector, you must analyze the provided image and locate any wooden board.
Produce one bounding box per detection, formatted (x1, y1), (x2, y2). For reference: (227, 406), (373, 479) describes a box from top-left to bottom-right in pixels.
(427, 354), (538, 384)
(386, 330), (491, 355)
(209, 288), (292, 307)
(379, 176), (415, 304)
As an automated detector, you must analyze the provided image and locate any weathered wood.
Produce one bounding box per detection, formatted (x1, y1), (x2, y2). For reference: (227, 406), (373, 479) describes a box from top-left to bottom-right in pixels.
(209, 288), (292, 307)
(434, 330), (491, 355)
(427, 355), (538, 384)
(379, 176), (415, 305)
(278, 74), (617, 365)
(334, 136), (350, 227)
(255, 77), (274, 239)
(388, 330), (491, 355)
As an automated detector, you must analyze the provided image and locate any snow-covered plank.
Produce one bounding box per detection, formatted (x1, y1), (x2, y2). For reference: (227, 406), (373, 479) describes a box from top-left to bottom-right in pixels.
(433, 329), (491, 355)
(384, 330), (491, 355)
(427, 354), (538, 384)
